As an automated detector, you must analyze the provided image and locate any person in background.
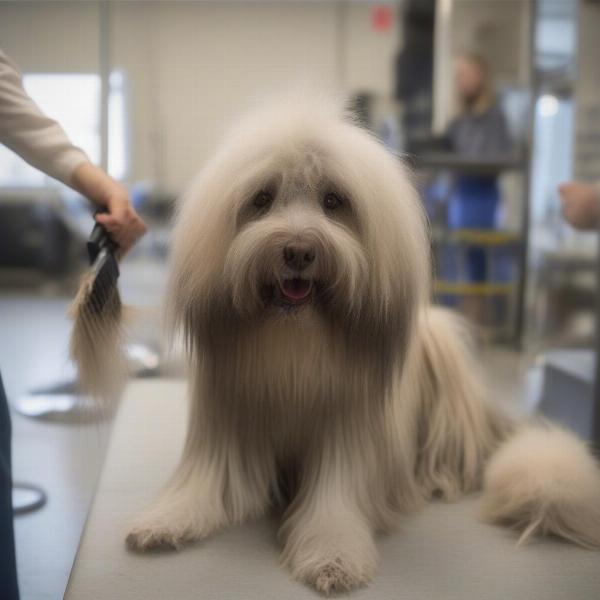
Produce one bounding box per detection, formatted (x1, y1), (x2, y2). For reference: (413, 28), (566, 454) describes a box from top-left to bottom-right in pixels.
(442, 53), (513, 326)
(0, 48), (146, 599)
(560, 181), (600, 230)
(445, 51), (513, 235)
(447, 52), (512, 160)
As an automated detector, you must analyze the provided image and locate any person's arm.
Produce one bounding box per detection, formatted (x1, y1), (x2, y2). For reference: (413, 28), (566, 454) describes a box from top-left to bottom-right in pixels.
(0, 49), (146, 253)
(0, 49), (88, 184)
(559, 181), (600, 231)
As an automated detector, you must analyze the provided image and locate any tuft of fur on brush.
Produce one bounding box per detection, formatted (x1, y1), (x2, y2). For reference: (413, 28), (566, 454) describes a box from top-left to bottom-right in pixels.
(69, 270), (127, 403)
(481, 426), (600, 548)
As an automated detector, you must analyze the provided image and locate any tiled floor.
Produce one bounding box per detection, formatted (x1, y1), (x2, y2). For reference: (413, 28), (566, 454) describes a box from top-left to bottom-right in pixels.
(0, 270), (542, 600)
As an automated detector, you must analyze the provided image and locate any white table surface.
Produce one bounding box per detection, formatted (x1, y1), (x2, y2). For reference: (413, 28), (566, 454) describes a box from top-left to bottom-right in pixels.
(66, 379), (600, 600)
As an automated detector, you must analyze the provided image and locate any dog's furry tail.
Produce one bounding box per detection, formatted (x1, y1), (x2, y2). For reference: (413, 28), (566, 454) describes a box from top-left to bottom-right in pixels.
(416, 307), (600, 548)
(481, 425), (600, 548)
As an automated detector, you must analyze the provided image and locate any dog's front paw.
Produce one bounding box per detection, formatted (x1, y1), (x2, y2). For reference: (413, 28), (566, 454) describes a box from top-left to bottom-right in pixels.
(284, 540), (376, 595)
(125, 522), (190, 552)
(126, 525), (180, 551)
(282, 510), (377, 594)
(306, 558), (373, 596)
(125, 504), (223, 552)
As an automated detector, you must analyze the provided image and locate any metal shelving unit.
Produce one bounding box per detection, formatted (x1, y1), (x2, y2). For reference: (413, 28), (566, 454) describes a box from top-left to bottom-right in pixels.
(416, 154), (529, 344)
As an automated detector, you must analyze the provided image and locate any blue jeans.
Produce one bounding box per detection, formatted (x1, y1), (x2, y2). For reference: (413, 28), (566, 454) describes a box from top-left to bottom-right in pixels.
(0, 371), (19, 599)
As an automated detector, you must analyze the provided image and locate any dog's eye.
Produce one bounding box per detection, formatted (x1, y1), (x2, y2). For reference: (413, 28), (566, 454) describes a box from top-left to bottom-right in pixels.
(323, 192), (343, 211)
(253, 190), (273, 209)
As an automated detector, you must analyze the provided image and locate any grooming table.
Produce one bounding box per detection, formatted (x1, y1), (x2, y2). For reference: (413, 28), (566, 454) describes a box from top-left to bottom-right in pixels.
(66, 380), (600, 600)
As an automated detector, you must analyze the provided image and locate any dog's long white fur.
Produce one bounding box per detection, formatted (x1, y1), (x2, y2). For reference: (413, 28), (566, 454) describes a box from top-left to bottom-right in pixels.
(72, 93), (600, 594)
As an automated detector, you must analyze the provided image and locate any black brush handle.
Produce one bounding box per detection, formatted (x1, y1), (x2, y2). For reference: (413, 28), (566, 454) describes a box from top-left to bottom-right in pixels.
(86, 210), (121, 314)
(87, 210), (119, 265)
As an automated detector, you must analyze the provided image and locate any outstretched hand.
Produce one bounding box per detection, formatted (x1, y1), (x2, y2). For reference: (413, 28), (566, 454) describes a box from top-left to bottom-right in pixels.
(94, 190), (147, 255)
(559, 181), (600, 231)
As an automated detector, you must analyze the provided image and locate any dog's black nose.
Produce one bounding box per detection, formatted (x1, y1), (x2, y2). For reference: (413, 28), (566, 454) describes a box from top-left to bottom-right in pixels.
(283, 243), (315, 271)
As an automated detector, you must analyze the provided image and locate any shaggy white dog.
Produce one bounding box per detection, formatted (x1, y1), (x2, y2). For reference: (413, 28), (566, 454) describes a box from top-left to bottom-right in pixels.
(85, 95), (600, 594)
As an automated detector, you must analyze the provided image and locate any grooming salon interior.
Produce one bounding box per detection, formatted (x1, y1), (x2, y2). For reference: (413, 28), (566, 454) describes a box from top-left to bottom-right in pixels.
(1, 1), (600, 599)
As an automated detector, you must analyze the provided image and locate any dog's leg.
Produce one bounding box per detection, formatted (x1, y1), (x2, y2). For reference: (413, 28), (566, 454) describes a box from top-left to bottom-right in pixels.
(126, 431), (272, 551)
(280, 437), (379, 595)
(125, 453), (230, 551)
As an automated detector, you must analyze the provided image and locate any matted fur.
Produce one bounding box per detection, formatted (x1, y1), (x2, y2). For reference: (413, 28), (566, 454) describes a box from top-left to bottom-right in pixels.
(113, 94), (600, 595)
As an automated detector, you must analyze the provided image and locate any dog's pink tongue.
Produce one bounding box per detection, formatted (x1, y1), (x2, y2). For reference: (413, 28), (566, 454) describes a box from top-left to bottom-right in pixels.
(282, 278), (311, 301)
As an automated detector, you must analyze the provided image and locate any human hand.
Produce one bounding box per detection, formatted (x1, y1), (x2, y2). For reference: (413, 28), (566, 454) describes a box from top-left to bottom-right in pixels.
(559, 181), (600, 231)
(71, 162), (147, 255)
(94, 188), (147, 256)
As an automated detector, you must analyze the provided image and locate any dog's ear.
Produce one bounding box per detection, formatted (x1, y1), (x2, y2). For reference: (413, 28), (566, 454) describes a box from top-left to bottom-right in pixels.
(166, 170), (237, 357)
(352, 160), (431, 363)
(322, 117), (431, 346)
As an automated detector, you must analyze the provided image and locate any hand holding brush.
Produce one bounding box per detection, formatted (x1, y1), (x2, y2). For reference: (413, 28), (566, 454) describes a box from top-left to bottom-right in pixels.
(71, 162), (147, 255)
(69, 210), (128, 402)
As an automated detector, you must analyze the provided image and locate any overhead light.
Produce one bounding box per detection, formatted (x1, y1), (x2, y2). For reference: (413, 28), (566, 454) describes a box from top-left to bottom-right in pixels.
(539, 94), (559, 117)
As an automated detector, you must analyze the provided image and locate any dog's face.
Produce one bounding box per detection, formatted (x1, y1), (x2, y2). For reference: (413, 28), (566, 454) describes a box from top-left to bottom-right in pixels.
(170, 96), (430, 350)
(224, 148), (368, 319)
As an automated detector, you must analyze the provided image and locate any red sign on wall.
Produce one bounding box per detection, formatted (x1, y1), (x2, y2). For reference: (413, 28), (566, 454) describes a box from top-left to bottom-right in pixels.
(371, 5), (394, 32)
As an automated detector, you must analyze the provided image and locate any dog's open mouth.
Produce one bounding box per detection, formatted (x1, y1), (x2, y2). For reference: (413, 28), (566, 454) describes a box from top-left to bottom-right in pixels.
(279, 278), (312, 305)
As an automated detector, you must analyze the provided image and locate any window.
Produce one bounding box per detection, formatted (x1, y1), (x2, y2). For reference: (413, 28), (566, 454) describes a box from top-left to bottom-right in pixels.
(0, 71), (128, 186)
(108, 71), (127, 181)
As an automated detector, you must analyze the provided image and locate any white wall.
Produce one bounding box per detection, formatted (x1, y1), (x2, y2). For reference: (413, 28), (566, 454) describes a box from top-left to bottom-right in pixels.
(0, 1), (403, 191)
(0, 1), (100, 72)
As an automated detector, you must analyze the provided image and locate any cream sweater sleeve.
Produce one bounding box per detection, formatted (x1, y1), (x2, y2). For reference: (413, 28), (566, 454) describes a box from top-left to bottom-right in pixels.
(0, 49), (89, 186)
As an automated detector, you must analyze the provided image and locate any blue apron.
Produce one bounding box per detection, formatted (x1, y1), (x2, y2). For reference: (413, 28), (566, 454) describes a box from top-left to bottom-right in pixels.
(449, 175), (499, 281)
